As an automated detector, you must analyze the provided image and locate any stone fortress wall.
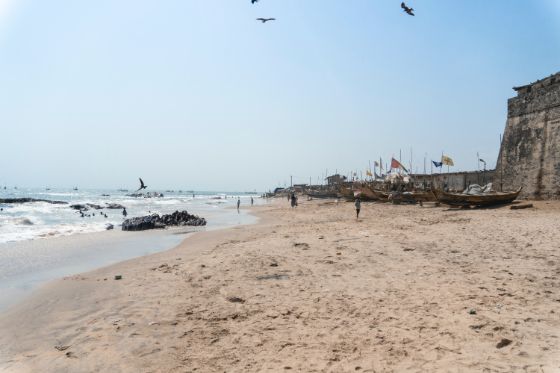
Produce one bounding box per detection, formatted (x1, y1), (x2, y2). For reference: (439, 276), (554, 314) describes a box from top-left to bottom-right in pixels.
(497, 72), (560, 199)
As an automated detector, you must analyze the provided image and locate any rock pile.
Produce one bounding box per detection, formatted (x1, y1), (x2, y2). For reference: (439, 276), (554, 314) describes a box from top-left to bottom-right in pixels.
(122, 210), (206, 231)
(0, 198), (67, 205)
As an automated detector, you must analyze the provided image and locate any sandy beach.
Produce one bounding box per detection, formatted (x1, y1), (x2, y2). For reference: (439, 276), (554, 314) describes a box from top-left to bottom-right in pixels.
(0, 199), (559, 372)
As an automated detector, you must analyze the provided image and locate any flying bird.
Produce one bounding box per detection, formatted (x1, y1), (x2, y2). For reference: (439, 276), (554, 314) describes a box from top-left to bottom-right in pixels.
(256, 18), (275, 23)
(401, 2), (414, 16)
(137, 178), (147, 191)
(251, 0), (258, 3)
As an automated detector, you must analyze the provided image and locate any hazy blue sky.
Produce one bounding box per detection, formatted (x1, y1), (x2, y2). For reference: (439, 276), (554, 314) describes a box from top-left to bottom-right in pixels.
(1, 0), (559, 191)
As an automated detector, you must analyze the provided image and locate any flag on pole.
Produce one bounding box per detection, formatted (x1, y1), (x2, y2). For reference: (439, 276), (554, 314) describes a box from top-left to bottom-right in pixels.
(432, 160), (443, 168)
(441, 155), (454, 166)
(366, 169), (373, 177)
(391, 158), (408, 173)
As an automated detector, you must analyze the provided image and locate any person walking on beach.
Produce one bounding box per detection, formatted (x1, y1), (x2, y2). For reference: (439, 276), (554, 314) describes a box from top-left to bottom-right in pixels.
(290, 193), (297, 208)
(237, 197), (241, 213)
(355, 197), (361, 219)
(251, 196), (254, 206)
(122, 208), (128, 218)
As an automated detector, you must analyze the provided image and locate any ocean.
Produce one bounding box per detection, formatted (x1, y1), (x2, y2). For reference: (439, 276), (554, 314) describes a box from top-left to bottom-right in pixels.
(0, 188), (260, 243)
(0, 188), (262, 311)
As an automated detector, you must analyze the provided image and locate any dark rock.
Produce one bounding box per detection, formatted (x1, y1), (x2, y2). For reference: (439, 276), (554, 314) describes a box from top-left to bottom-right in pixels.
(114, 275), (122, 280)
(86, 203), (103, 210)
(1, 198), (67, 205)
(106, 224), (114, 230)
(105, 203), (125, 209)
(226, 296), (245, 303)
(70, 204), (88, 210)
(122, 210), (206, 231)
(496, 338), (512, 348)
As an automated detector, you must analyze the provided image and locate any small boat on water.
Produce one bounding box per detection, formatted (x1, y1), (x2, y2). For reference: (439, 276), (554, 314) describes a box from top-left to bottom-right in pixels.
(433, 188), (522, 207)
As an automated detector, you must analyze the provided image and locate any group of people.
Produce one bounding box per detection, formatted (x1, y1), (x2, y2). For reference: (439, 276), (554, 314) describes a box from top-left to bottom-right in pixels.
(236, 196), (254, 213)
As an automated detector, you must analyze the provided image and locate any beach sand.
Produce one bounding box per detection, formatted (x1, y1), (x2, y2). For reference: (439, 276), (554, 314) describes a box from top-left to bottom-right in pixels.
(0, 199), (559, 372)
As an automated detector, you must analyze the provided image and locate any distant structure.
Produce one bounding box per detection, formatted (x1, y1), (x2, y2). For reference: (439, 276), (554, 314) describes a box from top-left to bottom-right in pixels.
(497, 72), (560, 199)
(325, 174), (347, 186)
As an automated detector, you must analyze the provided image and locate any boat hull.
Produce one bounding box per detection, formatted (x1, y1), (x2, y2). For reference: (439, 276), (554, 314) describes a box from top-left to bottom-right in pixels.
(433, 189), (521, 207)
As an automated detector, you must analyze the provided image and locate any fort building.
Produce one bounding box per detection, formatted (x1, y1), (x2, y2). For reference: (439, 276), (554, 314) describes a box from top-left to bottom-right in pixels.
(497, 72), (560, 198)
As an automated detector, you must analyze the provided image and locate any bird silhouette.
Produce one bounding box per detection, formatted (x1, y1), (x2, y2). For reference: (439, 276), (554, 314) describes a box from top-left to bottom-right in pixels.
(137, 178), (147, 191)
(251, 0), (258, 3)
(256, 18), (275, 23)
(401, 2), (414, 16)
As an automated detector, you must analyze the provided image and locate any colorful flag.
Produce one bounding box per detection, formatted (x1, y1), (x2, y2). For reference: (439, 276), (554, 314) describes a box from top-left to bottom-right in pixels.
(432, 160), (443, 168)
(366, 169), (373, 177)
(441, 155), (454, 166)
(390, 158), (408, 173)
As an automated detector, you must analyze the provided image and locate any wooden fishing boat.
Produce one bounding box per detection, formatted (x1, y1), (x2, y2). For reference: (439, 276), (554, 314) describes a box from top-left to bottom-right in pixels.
(306, 190), (339, 199)
(433, 188), (522, 207)
(338, 187), (356, 201)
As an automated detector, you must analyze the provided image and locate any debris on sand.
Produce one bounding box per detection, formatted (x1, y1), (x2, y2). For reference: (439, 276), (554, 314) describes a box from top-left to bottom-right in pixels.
(496, 338), (513, 348)
(511, 203), (533, 210)
(226, 296), (245, 303)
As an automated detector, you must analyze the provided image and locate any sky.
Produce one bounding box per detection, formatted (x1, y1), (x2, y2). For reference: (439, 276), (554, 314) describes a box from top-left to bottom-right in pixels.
(0, 0), (559, 191)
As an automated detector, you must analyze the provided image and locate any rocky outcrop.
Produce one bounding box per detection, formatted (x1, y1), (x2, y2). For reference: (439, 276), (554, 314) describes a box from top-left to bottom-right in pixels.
(70, 203), (104, 210)
(0, 198), (67, 205)
(126, 192), (164, 198)
(122, 210), (206, 231)
(105, 203), (125, 209)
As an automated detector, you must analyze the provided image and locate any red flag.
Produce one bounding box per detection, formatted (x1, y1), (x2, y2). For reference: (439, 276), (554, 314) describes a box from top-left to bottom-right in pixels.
(391, 158), (408, 173)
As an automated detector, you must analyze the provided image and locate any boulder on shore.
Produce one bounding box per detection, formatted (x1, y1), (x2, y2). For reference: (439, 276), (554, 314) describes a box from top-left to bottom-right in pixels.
(122, 210), (206, 231)
(0, 198), (67, 205)
(105, 203), (126, 209)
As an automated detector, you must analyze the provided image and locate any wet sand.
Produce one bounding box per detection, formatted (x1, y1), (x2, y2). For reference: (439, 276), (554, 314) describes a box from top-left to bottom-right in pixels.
(0, 199), (559, 372)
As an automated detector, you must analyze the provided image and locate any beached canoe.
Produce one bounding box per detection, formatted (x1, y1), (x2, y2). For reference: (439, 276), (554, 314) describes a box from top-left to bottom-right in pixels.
(306, 190), (339, 199)
(433, 188), (522, 207)
(389, 190), (437, 204)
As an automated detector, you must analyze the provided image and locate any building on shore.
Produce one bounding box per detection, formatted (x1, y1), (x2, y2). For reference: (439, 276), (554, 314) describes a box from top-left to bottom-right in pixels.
(497, 72), (560, 199)
(411, 170), (495, 192)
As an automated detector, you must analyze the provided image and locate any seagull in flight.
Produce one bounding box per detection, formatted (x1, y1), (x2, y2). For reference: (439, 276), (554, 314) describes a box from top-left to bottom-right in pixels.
(401, 2), (414, 16)
(256, 18), (275, 23)
(137, 178), (147, 192)
(251, 0), (259, 3)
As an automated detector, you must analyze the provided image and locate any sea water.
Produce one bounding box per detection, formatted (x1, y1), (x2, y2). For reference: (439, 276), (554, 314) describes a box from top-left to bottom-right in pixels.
(0, 188), (262, 311)
(0, 188), (259, 243)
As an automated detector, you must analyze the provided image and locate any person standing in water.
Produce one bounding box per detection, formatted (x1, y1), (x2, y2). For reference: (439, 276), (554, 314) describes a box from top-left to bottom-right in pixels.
(251, 197), (254, 206)
(354, 198), (361, 219)
(122, 208), (128, 218)
(237, 197), (241, 213)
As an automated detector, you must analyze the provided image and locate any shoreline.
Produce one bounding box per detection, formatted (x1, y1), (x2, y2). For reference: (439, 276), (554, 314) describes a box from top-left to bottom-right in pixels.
(0, 205), (258, 313)
(1, 199), (558, 372)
